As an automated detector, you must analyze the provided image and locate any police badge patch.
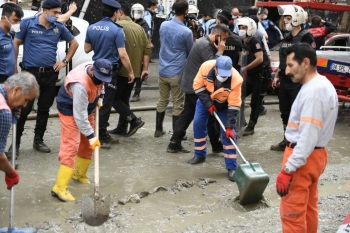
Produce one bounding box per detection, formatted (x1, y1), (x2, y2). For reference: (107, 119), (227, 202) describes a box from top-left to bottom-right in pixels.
(255, 43), (261, 49)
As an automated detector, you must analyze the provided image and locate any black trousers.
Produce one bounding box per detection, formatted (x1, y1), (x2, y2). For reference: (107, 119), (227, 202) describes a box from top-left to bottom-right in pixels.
(17, 70), (58, 145)
(244, 74), (263, 123)
(171, 93), (220, 144)
(111, 75), (136, 122)
(279, 77), (302, 125)
(99, 71), (117, 129)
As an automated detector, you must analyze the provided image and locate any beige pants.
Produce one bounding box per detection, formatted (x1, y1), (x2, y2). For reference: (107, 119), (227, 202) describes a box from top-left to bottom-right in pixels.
(156, 75), (184, 116)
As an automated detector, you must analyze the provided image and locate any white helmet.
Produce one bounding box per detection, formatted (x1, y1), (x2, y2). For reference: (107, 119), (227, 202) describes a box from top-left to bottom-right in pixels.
(188, 4), (199, 16)
(278, 4), (305, 26)
(237, 17), (257, 36)
(131, 3), (145, 20)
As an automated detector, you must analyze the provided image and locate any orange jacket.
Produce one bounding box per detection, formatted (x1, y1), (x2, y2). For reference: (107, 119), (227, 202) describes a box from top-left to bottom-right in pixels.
(193, 59), (243, 128)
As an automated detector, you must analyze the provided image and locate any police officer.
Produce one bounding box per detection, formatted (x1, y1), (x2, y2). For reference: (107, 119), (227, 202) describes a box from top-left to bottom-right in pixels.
(143, 0), (157, 48)
(107, 0), (149, 138)
(130, 3), (150, 102)
(0, 3), (23, 83)
(271, 5), (315, 151)
(309, 15), (336, 50)
(13, 0), (78, 154)
(85, 0), (134, 146)
(215, 9), (242, 70)
(238, 17), (264, 136)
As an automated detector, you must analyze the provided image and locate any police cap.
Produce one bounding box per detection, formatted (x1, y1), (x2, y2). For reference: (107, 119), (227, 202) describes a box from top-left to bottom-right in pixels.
(102, 0), (121, 9)
(42, 0), (61, 9)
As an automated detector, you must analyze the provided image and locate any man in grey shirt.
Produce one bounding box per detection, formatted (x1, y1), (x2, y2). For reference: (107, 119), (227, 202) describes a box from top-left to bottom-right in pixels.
(166, 24), (230, 153)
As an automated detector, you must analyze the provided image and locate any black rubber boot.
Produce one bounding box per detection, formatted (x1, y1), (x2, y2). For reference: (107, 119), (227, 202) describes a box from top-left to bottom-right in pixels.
(33, 131), (51, 153)
(99, 128), (119, 144)
(109, 117), (128, 137)
(154, 111), (166, 137)
(127, 113), (145, 137)
(243, 120), (256, 136)
(167, 141), (190, 153)
(271, 125), (287, 151)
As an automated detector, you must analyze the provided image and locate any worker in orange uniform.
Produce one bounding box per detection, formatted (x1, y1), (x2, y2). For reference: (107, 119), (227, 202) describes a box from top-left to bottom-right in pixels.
(189, 56), (243, 181)
(276, 43), (338, 232)
(51, 59), (112, 202)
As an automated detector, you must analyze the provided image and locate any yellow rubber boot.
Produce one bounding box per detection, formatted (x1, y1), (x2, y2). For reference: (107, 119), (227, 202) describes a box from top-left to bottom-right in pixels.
(51, 165), (75, 202)
(72, 156), (91, 184)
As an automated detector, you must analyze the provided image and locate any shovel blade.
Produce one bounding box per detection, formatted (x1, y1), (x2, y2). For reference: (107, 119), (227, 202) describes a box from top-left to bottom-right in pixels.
(233, 162), (270, 205)
(81, 193), (111, 226)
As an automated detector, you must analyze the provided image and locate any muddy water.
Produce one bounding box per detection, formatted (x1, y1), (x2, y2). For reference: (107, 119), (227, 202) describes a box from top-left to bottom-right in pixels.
(0, 93), (349, 232)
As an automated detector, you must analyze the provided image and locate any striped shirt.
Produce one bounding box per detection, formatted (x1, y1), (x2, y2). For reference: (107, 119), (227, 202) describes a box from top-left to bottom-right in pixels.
(0, 85), (12, 154)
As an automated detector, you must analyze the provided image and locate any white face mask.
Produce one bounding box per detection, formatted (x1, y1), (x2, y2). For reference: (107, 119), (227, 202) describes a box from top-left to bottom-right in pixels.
(6, 16), (21, 33)
(133, 13), (142, 19)
(238, 29), (246, 39)
(232, 15), (238, 19)
(262, 15), (267, 20)
(216, 74), (228, 83)
(10, 24), (20, 33)
(285, 23), (293, 31)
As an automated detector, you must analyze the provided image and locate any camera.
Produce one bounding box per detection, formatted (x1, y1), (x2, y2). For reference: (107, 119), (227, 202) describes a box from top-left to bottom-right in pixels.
(184, 13), (198, 30)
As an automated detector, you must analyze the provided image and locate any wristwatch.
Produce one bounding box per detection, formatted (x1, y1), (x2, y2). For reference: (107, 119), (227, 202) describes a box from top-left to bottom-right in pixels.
(62, 58), (68, 64)
(284, 166), (292, 174)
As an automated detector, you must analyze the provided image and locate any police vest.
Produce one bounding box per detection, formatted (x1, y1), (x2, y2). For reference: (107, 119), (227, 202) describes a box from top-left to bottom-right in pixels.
(279, 29), (309, 70)
(223, 33), (241, 70)
(244, 36), (264, 74)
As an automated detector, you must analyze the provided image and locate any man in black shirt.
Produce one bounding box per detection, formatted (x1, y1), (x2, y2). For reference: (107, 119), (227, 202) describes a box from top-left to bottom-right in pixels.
(237, 17), (265, 136)
(271, 5), (315, 151)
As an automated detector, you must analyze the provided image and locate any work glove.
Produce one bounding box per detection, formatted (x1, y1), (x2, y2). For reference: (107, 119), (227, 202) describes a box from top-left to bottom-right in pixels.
(97, 98), (103, 109)
(5, 170), (19, 190)
(207, 105), (217, 116)
(276, 170), (294, 197)
(226, 128), (234, 139)
(89, 137), (101, 149)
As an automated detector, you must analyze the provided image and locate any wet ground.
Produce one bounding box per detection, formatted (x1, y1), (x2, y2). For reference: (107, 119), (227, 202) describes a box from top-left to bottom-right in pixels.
(0, 62), (350, 232)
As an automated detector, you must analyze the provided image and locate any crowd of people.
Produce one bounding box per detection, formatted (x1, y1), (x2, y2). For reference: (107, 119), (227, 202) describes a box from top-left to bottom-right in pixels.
(0, 0), (340, 231)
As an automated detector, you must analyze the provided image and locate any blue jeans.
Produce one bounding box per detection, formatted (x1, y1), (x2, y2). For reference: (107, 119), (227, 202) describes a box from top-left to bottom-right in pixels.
(193, 100), (237, 170)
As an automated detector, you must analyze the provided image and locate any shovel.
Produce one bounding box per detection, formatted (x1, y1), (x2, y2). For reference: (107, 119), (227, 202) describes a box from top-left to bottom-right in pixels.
(213, 111), (270, 205)
(82, 107), (111, 226)
(0, 117), (36, 233)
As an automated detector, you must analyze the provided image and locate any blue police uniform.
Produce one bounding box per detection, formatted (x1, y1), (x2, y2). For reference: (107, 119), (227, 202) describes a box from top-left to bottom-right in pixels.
(84, 0), (125, 134)
(0, 28), (15, 82)
(15, 15), (74, 68)
(13, 13), (74, 153)
(85, 17), (125, 64)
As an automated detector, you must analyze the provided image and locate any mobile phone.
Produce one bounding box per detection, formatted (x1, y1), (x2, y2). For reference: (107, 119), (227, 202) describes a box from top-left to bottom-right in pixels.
(214, 35), (221, 46)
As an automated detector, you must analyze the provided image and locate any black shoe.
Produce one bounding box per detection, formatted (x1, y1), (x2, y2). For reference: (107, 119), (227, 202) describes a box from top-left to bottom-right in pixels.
(127, 117), (145, 137)
(99, 128), (119, 144)
(33, 141), (51, 153)
(167, 142), (190, 153)
(211, 141), (223, 153)
(181, 135), (188, 141)
(228, 170), (236, 182)
(130, 95), (140, 102)
(188, 156), (205, 164)
(108, 127), (127, 137)
(270, 139), (286, 151)
(243, 126), (255, 136)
